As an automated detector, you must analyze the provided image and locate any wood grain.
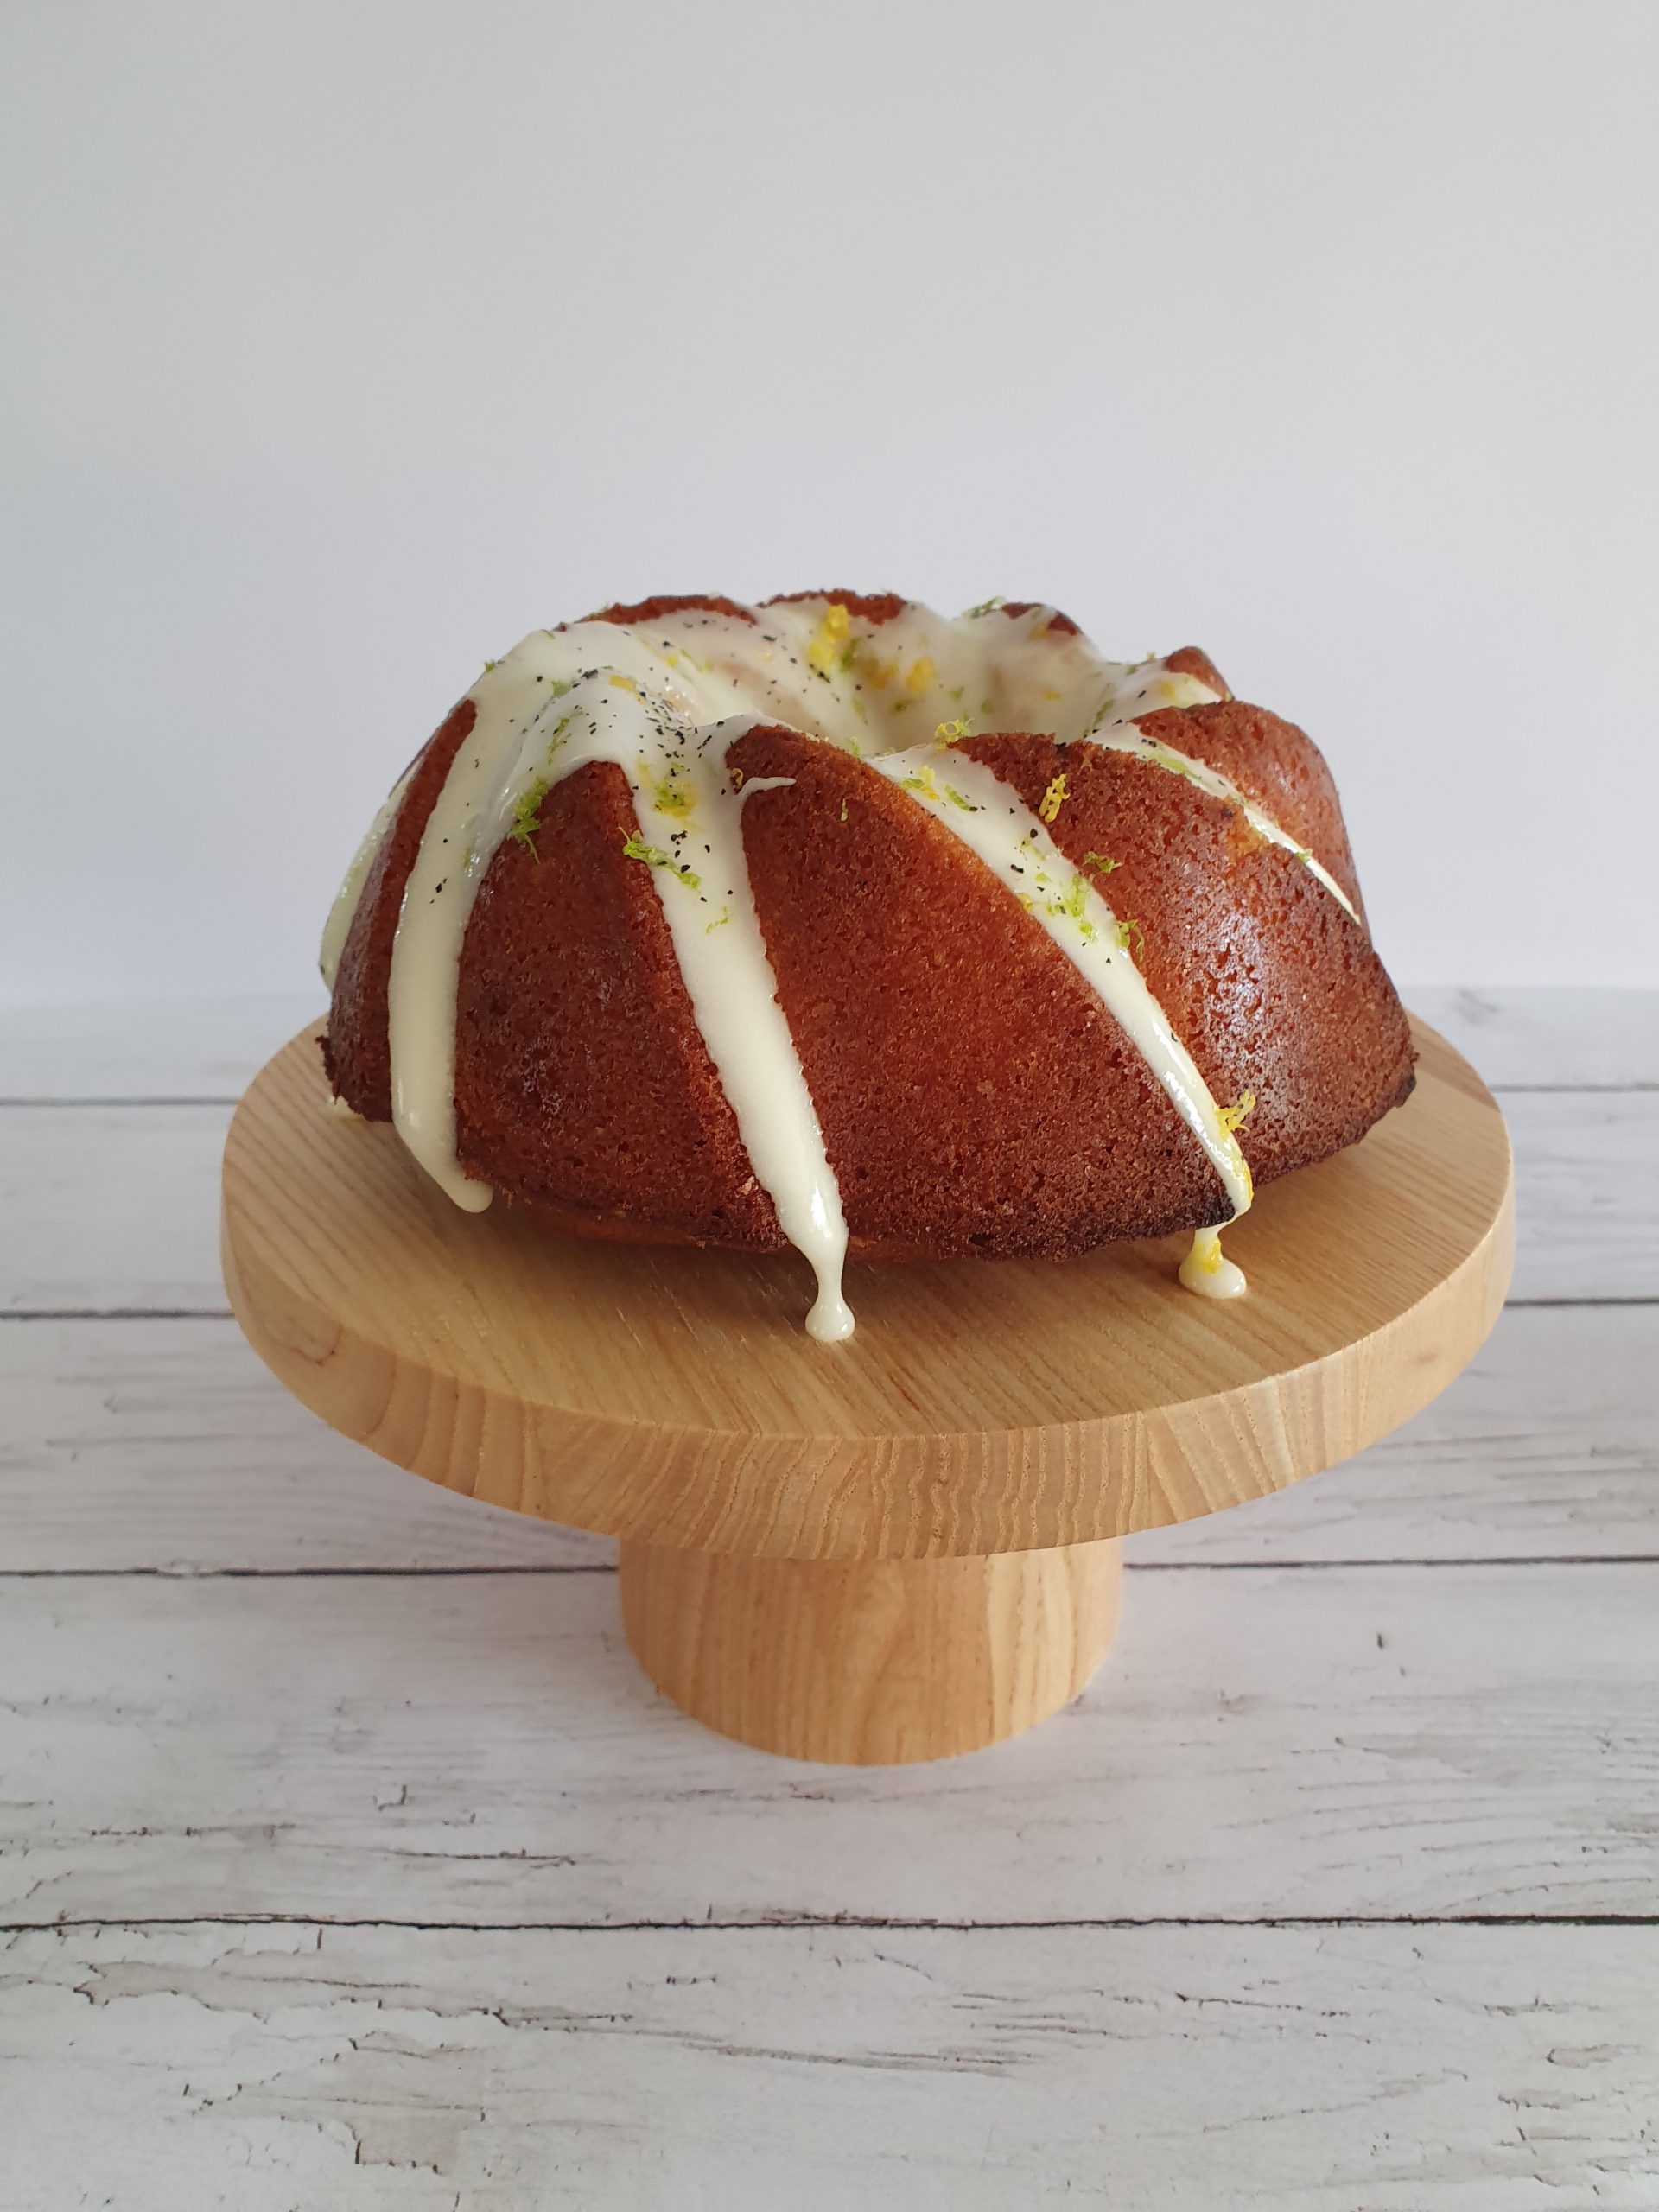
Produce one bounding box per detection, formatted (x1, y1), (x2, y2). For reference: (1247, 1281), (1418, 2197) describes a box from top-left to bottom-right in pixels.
(1135, 1300), (1659, 1560)
(620, 1538), (1122, 1763)
(220, 1015), (1514, 1762)
(220, 1018), (1514, 1561)
(6, 1565), (1656, 1928)
(4, 1923), (1656, 2212)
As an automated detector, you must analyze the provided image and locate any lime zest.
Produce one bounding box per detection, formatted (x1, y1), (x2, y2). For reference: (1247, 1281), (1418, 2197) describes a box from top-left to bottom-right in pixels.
(620, 832), (702, 891)
(508, 777), (550, 859)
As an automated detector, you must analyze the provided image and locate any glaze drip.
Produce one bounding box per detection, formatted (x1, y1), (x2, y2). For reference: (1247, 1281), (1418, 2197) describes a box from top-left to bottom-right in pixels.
(320, 766), (412, 992)
(326, 597), (1361, 1333)
(1179, 1226), (1249, 1299)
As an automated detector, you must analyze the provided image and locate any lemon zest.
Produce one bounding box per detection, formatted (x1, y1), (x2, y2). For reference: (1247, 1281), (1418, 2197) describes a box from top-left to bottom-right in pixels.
(1188, 1229), (1224, 1275)
(806, 602), (852, 678)
(647, 762), (695, 817)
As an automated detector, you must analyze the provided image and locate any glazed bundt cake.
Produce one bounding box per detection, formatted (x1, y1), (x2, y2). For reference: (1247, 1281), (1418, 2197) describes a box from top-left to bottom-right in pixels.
(321, 593), (1414, 1341)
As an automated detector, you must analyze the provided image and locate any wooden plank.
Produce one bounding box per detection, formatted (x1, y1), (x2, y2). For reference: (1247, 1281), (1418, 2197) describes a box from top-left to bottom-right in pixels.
(4, 1088), (1655, 1317)
(0, 995), (319, 1102)
(3, 1567), (1655, 1927)
(1131, 1301), (1659, 1563)
(0, 1320), (607, 1573)
(3, 1922), (1654, 2209)
(2, 1306), (1651, 1574)
(5, 989), (1653, 1102)
(1501, 1089), (1659, 1300)
(1408, 985), (1659, 1090)
(0, 1103), (232, 1314)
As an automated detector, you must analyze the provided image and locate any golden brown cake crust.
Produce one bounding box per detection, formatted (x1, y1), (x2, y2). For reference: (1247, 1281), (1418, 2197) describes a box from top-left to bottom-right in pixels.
(453, 760), (785, 1249)
(762, 589), (910, 626)
(583, 595), (758, 628)
(953, 731), (1414, 1193)
(728, 725), (1231, 1258)
(1135, 698), (1367, 918)
(1164, 644), (1231, 696)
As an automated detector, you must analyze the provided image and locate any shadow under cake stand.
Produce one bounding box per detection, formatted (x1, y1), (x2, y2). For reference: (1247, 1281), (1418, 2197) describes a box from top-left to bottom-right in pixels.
(222, 1016), (1513, 1765)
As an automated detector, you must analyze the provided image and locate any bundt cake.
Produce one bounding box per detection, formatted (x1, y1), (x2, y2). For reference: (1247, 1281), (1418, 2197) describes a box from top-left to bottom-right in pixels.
(321, 593), (1415, 1341)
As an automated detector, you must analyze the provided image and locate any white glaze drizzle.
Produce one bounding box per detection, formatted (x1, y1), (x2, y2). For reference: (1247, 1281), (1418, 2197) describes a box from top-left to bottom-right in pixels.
(968, 601), (1221, 740)
(641, 732), (852, 1344)
(319, 766), (412, 991)
(326, 595), (1363, 1332)
(382, 640), (854, 1333)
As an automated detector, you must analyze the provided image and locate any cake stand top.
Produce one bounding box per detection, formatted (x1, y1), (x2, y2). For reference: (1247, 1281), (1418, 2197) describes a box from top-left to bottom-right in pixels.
(222, 1016), (1513, 1563)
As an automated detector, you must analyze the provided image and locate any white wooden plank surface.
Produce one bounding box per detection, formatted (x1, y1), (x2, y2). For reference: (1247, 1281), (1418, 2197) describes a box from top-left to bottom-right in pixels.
(1133, 1301), (1659, 1563)
(3, 1088), (1656, 1314)
(1498, 1088), (1659, 1301)
(0, 1319), (602, 1572)
(0, 1103), (232, 1313)
(3, 1921), (1655, 2212)
(0, 994), (319, 1101)
(1408, 985), (1659, 1090)
(2, 989), (1652, 2203)
(3, 1303), (1653, 1574)
(4, 1565), (1655, 1928)
(5, 988), (1653, 1098)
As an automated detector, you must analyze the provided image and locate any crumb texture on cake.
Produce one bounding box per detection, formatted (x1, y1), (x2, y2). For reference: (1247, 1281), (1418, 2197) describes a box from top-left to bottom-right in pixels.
(321, 594), (1415, 1337)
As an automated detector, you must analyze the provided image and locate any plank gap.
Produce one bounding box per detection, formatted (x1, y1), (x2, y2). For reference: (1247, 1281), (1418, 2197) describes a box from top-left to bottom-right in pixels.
(4, 1554), (1659, 1580)
(8, 1294), (1656, 1325)
(5, 1911), (1659, 1935)
(0, 1096), (244, 1109)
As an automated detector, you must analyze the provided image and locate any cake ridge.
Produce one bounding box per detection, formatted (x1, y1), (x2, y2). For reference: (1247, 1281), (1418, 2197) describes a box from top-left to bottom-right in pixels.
(322, 594), (1408, 1338)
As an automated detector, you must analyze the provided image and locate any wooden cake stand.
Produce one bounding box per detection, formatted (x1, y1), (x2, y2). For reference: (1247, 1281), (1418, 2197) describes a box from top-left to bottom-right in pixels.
(222, 1016), (1513, 1765)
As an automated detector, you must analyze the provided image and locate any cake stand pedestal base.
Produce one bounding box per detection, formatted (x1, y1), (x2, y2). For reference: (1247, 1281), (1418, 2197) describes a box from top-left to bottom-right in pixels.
(619, 1537), (1122, 1764)
(222, 1015), (1512, 1766)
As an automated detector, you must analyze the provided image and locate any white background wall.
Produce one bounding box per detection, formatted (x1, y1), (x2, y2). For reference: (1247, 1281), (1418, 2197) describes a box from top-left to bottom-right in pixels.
(3, 0), (1655, 1007)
